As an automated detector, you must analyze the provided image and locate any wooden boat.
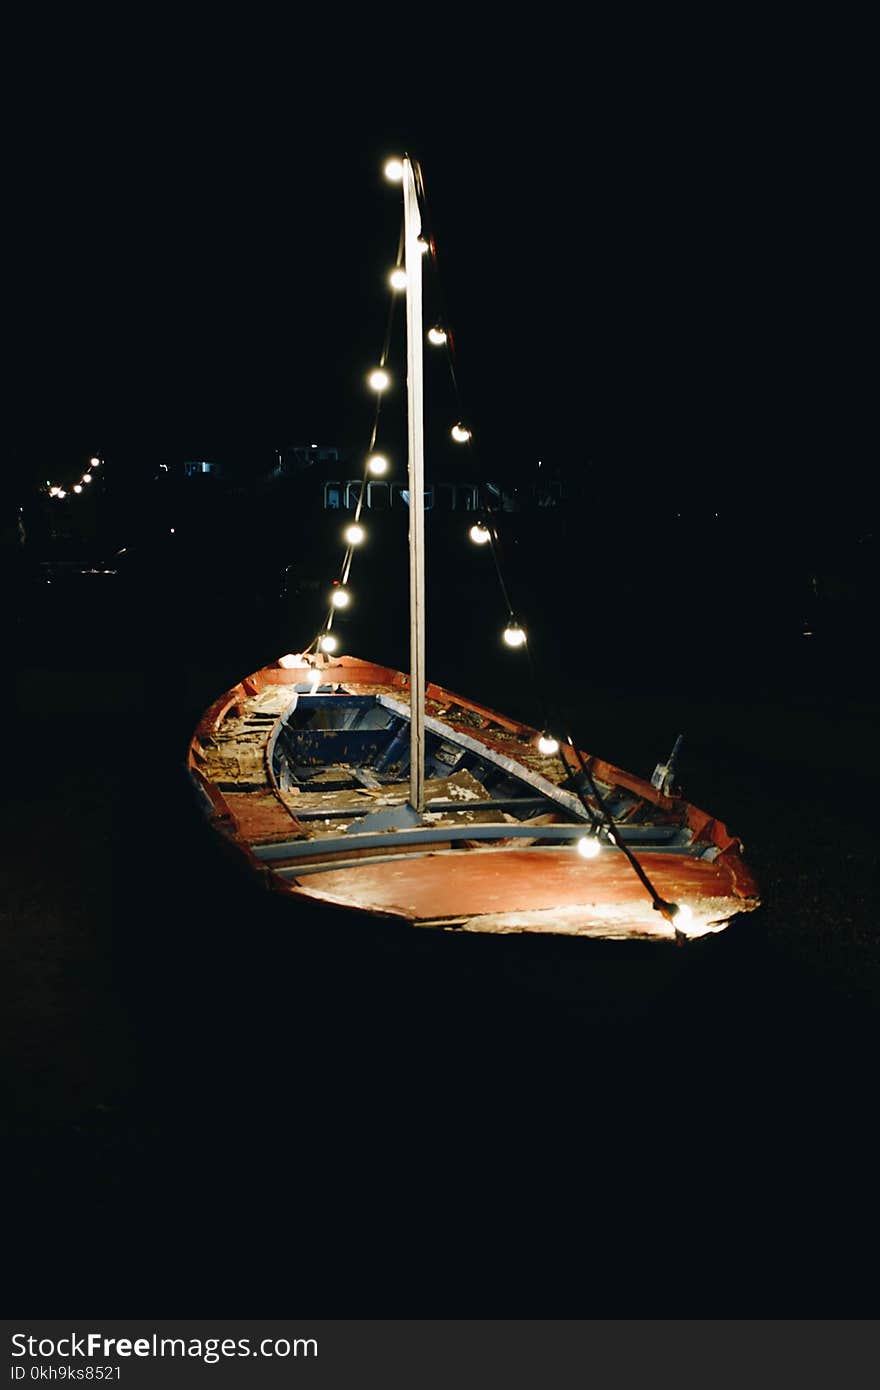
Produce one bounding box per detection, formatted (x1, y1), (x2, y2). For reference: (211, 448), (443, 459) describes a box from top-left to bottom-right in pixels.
(187, 157), (759, 945)
(187, 653), (759, 942)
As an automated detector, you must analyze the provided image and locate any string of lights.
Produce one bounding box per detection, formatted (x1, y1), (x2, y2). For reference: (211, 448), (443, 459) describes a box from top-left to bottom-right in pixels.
(301, 155), (686, 931)
(44, 456), (104, 500)
(305, 207), (415, 657)
(414, 168), (531, 653)
(414, 164), (687, 929)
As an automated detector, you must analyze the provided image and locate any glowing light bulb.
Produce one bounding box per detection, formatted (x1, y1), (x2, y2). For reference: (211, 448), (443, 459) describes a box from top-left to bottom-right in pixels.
(577, 836), (601, 859)
(427, 326), (447, 346)
(344, 523), (365, 546)
(307, 667), (322, 686)
(57, 490), (67, 498)
(417, 237), (429, 255)
(368, 368), (390, 392)
(384, 159), (404, 182)
(469, 523), (491, 546)
(89, 457), (100, 467)
(331, 587), (350, 609)
(319, 633), (339, 654)
(503, 621), (526, 648)
(367, 454), (389, 476)
(389, 268), (407, 291)
(451, 423), (472, 443)
(538, 734), (559, 756)
(73, 484), (83, 493)
(49, 486), (60, 497)
(278, 654), (301, 669)
(82, 473), (92, 483)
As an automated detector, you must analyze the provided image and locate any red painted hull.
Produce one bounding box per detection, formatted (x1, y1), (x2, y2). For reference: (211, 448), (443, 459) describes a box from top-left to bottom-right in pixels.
(189, 655), (760, 942)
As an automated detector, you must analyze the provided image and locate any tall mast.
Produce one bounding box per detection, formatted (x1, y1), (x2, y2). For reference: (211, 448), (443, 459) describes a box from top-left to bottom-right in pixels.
(403, 157), (426, 815)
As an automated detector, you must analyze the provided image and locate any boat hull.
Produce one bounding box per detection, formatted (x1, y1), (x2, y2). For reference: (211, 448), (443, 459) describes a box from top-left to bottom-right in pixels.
(188, 655), (760, 943)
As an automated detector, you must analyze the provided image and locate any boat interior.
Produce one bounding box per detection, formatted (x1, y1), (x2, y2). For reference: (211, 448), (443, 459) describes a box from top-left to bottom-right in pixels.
(262, 689), (700, 862)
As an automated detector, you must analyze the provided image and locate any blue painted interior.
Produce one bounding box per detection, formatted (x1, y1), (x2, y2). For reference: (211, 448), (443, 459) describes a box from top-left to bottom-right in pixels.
(268, 693), (691, 850)
(273, 694), (532, 798)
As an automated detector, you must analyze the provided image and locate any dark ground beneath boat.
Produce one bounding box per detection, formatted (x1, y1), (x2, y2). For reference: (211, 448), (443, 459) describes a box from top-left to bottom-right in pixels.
(2, 558), (878, 1317)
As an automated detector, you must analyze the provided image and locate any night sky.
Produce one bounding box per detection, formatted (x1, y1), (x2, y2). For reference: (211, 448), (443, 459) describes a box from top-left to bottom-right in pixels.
(6, 31), (872, 527)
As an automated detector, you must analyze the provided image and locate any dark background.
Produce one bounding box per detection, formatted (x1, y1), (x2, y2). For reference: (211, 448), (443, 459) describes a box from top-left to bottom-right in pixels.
(2, 22), (877, 1317)
(6, 23), (873, 503)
